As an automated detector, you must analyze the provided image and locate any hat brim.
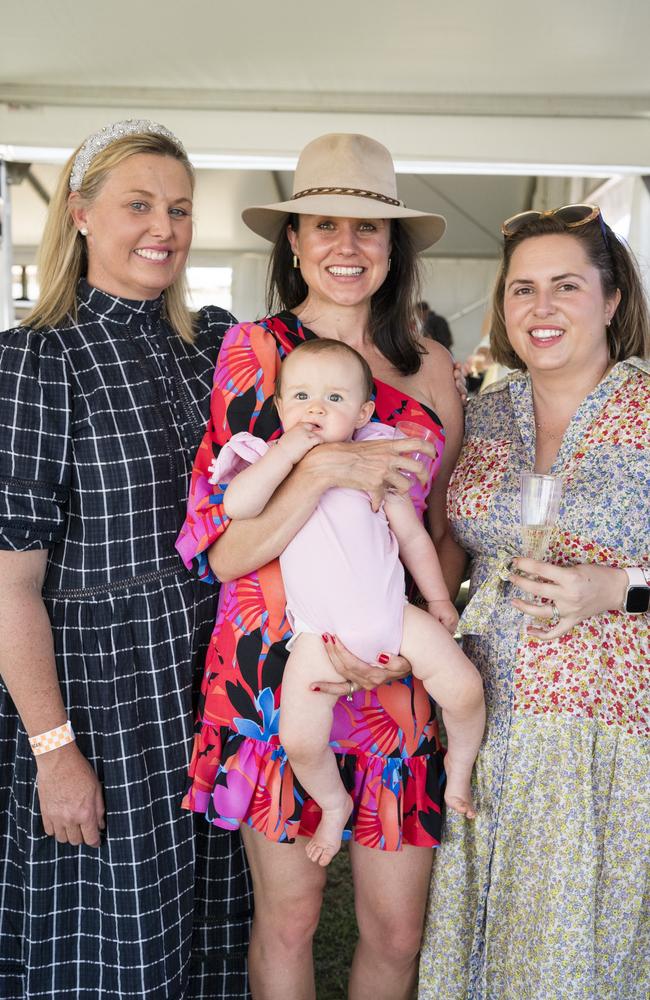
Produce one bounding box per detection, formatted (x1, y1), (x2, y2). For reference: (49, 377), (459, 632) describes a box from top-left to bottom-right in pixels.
(242, 194), (446, 252)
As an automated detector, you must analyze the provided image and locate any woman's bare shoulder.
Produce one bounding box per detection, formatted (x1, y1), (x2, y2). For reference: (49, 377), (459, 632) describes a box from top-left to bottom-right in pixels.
(418, 341), (456, 398)
(417, 342), (464, 447)
(419, 339), (454, 373)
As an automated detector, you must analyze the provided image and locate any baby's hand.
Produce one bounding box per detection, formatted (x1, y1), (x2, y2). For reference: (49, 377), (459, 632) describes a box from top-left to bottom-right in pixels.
(427, 599), (459, 635)
(276, 423), (322, 464)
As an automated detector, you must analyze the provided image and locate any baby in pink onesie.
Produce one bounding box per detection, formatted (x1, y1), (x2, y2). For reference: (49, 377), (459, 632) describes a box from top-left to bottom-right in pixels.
(214, 338), (485, 866)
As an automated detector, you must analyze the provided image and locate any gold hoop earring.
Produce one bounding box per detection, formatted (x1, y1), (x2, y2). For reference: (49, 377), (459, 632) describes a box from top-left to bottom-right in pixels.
(292, 255), (300, 269)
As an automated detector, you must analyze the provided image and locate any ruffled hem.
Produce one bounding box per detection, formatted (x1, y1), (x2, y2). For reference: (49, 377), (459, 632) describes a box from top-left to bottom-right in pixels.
(182, 727), (445, 851)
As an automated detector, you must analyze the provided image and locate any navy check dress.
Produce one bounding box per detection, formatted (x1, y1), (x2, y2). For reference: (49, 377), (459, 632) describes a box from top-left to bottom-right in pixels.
(0, 282), (251, 1000)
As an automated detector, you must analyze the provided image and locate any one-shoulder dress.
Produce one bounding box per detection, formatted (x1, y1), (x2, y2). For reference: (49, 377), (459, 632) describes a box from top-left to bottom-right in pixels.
(176, 312), (447, 850)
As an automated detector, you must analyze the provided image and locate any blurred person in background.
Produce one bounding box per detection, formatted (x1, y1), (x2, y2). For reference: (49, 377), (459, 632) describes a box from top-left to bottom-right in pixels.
(422, 308), (453, 353)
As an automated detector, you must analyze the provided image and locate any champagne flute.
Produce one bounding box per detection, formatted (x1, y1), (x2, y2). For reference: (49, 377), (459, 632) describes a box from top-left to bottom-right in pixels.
(520, 472), (563, 560)
(519, 473), (563, 611)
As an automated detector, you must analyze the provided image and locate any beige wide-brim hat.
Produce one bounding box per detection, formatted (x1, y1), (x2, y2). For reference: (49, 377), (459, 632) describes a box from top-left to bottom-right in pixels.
(242, 133), (446, 253)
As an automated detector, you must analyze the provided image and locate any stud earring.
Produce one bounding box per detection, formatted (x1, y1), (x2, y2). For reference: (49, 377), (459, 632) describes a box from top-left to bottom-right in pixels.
(292, 254), (300, 269)
(387, 257), (392, 271)
(80, 228), (88, 236)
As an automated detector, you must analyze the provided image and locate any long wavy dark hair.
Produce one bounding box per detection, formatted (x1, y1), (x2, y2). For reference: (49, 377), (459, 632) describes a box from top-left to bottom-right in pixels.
(266, 214), (424, 375)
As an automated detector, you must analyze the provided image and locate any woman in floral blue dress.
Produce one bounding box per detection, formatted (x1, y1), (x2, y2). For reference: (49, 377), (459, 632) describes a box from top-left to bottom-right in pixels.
(419, 205), (649, 1000)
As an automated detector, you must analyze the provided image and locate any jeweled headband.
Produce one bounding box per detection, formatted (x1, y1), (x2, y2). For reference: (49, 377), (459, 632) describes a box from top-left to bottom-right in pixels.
(69, 119), (187, 192)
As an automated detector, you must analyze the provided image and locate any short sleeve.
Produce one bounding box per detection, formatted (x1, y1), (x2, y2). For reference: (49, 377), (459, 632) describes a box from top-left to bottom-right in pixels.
(175, 321), (281, 582)
(0, 327), (72, 550)
(205, 432), (269, 486)
(354, 422), (395, 443)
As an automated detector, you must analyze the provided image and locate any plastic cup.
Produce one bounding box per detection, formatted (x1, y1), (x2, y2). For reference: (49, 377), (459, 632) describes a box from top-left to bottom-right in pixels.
(394, 421), (437, 469)
(394, 420), (437, 505)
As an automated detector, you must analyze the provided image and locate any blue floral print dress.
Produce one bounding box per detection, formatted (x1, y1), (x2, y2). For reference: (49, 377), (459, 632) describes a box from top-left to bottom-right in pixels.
(419, 358), (649, 1000)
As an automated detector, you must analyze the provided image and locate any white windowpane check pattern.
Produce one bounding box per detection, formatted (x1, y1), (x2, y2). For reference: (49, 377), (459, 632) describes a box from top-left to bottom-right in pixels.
(0, 283), (251, 998)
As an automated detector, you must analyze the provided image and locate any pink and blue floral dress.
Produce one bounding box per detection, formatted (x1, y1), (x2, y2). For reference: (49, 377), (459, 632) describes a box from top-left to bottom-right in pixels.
(177, 312), (447, 851)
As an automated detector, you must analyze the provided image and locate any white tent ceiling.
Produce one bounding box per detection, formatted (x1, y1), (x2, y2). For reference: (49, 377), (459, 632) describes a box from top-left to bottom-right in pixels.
(2, 0), (649, 260)
(2, 1), (648, 108)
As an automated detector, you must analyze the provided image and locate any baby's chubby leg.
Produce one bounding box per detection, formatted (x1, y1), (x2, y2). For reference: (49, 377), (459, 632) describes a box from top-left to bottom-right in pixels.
(279, 634), (353, 866)
(400, 605), (485, 819)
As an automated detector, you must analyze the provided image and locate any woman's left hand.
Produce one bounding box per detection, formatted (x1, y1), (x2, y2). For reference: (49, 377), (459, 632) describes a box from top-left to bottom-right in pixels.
(509, 558), (629, 640)
(310, 634), (411, 696)
(452, 362), (469, 407)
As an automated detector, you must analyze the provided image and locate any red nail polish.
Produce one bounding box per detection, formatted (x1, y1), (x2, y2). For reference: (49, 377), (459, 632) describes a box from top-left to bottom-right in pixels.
(313, 686), (321, 692)
(322, 634), (329, 643)
(330, 635), (336, 645)
(378, 654), (390, 664)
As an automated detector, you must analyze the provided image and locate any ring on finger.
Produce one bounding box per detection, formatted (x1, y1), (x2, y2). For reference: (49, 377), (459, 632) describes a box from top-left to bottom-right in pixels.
(548, 603), (561, 627)
(346, 681), (355, 702)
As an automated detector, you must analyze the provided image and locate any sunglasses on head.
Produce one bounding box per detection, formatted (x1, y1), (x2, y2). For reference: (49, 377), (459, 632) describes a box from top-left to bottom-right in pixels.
(501, 204), (602, 238)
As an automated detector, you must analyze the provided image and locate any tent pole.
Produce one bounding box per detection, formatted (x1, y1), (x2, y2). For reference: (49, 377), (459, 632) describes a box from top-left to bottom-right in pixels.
(0, 160), (15, 330)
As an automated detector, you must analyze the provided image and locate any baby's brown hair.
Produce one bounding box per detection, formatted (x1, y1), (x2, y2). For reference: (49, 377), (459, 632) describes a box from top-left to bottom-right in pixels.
(275, 338), (375, 401)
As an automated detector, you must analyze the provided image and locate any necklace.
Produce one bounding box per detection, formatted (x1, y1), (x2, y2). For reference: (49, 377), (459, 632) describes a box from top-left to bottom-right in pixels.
(534, 420), (566, 441)
(532, 360), (614, 440)
(533, 397), (569, 436)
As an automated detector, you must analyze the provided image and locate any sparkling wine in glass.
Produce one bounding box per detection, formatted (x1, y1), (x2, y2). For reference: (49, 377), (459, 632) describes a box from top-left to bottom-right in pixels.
(519, 472), (562, 616)
(520, 472), (563, 560)
(521, 524), (554, 560)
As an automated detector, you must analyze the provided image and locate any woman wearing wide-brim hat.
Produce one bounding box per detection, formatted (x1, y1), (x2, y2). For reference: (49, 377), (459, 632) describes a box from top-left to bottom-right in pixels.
(177, 132), (466, 1000)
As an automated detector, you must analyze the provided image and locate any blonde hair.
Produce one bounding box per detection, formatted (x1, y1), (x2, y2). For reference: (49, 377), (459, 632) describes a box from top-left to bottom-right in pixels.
(24, 132), (197, 342)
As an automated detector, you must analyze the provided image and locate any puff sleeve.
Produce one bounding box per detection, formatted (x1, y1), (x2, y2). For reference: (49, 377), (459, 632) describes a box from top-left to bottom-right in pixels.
(0, 327), (72, 550)
(175, 321), (281, 582)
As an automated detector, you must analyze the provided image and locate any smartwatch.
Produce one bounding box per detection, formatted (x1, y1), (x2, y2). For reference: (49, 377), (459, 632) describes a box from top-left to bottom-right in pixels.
(622, 568), (650, 615)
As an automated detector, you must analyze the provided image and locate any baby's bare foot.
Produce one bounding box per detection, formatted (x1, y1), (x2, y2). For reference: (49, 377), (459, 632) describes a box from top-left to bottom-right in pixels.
(444, 755), (477, 819)
(445, 790), (477, 819)
(305, 797), (353, 867)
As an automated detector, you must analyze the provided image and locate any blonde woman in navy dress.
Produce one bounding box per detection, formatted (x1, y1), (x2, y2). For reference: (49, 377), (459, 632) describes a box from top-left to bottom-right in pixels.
(0, 122), (250, 999)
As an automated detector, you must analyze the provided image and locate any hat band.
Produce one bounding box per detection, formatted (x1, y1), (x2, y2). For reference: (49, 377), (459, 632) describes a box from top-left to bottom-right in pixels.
(290, 186), (402, 207)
